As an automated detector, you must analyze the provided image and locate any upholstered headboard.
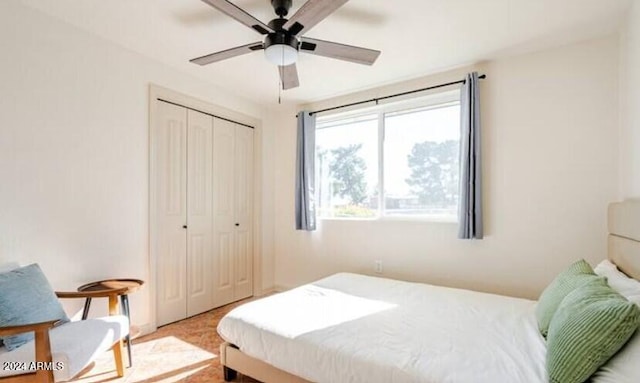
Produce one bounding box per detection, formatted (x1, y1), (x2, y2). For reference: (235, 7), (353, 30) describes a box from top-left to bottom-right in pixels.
(608, 200), (640, 280)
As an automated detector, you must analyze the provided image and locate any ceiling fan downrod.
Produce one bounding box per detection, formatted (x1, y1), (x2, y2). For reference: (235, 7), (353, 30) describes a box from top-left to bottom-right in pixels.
(271, 0), (292, 17)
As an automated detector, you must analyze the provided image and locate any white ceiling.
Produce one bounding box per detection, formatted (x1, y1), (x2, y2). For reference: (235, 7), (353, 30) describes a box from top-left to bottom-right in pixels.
(19, 0), (631, 107)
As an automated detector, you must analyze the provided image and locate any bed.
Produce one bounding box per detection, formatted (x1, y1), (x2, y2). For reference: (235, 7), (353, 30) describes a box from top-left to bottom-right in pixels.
(218, 200), (640, 383)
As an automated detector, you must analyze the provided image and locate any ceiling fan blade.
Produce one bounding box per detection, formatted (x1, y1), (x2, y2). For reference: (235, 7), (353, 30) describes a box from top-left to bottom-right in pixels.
(200, 0), (273, 35)
(279, 63), (300, 90)
(300, 37), (380, 65)
(190, 42), (264, 65)
(283, 0), (349, 36)
(175, 3), (386, 27)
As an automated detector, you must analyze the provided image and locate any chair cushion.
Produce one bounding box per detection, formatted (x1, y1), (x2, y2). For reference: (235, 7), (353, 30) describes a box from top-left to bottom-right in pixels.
(535, 259), (596, 337)
(0, 264), (70, 351)
(0, 315), (129, 382)
(546, 277), (640, 383)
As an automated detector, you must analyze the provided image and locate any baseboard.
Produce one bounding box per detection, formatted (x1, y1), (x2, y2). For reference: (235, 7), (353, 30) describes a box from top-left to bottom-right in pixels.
(255, 286), (278, 296)
(273, 284), (293, 292)
(136, 322), (156, 337)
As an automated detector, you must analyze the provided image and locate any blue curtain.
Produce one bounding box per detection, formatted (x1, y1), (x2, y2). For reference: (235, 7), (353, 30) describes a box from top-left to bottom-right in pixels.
(295, 111), (317, 231)
(458, 72), (483, 239)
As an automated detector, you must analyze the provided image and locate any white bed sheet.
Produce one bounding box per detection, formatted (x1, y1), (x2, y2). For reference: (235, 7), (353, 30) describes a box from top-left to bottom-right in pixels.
(218, 273), (547, 383)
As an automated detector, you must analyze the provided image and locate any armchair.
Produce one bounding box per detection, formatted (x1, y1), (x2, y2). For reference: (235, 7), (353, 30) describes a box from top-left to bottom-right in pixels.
(0, 264), (130, 383)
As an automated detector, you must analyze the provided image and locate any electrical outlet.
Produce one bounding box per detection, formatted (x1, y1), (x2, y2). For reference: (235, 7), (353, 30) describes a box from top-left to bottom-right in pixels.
(374, 260), (383, 274)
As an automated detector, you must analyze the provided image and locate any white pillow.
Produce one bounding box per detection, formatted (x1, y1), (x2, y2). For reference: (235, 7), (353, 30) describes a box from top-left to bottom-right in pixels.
(594, 259), (640, 301)
(591, 259), (640, 383)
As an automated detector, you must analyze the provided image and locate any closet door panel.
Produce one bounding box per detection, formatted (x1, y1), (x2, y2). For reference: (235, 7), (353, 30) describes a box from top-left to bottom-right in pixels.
(156, 101), (188, 326)
(212, 119), (236, 307)
(234, 125), (254, 300)
(186, 110), (214, 317)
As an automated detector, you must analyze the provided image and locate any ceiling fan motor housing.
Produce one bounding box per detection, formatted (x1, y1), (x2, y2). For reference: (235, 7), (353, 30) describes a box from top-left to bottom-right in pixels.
(264, 30), (299, 52)
(271, 0), (293, 17)
(265, 18), (299, 51)
(264, 13), (299, 65)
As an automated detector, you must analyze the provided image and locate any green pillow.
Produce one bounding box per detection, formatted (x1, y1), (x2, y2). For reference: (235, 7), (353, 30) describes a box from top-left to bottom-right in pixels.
(546, 277), (640, 383)
(536, 259), (596, 337)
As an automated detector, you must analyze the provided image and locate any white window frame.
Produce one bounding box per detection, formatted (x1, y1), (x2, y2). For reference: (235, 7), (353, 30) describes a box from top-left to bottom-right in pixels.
(315, 89), (461, 222)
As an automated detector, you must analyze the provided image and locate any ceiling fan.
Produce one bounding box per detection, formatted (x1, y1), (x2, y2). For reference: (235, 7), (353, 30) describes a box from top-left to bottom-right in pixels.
(190, 0), (381, 90)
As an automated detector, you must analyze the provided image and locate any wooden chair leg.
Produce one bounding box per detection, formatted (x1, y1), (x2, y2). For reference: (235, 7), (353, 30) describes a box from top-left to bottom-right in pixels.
(34, 327), (54, 383)
(108, 295), (119, 315)
(111, 340), (125, 377)
(109, 292), (125, 377)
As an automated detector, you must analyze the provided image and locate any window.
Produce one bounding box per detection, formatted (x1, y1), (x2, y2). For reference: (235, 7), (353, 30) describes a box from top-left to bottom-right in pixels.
(316, 114), (378, 218)
(315, 90), (460, 220)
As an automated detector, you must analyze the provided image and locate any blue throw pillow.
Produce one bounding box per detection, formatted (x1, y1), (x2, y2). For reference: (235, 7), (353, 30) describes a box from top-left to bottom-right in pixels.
(0, 264), (69, 350)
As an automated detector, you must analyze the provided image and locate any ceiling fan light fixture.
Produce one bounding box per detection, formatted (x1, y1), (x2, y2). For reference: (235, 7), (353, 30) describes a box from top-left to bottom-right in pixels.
(264, 43), (298, 66)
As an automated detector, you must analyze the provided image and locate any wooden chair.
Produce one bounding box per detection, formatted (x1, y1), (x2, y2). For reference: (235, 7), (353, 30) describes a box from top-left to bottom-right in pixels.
(0, 288), (129, 383)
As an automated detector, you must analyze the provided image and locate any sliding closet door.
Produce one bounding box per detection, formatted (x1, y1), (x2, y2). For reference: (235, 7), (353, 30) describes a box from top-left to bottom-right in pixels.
(212, 119), (236, 307)
(234, 125), (254, 300)
(186, 110), (214, 317)
(155, 101), (188, 327)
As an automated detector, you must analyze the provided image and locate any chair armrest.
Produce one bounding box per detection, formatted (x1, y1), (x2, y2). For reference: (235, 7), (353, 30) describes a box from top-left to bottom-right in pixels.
(0, 320), (58, 337)
(55, 287), (128, 299)
(0, 320), (56, 382)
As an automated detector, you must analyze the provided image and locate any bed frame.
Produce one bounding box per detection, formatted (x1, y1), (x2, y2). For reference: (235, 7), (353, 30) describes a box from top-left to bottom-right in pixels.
(220, 343), (310, 383)
(220, 199), (640, 383)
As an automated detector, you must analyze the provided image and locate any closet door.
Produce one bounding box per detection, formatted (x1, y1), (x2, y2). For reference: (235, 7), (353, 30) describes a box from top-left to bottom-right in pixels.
(186, 110), (214, 317)
(156, 101), (188, 326)
(154, 99), (254, 324)
(234, 125), (253, 300)
(212, 119), (236, 307)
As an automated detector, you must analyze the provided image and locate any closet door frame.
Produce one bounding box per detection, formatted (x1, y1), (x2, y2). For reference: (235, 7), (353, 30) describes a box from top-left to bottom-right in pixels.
(149, 84), (261, 332)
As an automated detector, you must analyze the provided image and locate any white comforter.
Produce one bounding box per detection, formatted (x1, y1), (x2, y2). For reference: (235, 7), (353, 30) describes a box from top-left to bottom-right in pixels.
(218, 273), (547, 383)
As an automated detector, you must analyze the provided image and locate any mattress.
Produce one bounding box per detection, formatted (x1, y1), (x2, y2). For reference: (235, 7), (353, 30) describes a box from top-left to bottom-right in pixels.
(218, 273), (547, 383)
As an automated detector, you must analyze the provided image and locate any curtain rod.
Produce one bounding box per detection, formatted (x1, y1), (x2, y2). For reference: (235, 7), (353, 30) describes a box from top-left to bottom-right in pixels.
(302, 74), (486, 117)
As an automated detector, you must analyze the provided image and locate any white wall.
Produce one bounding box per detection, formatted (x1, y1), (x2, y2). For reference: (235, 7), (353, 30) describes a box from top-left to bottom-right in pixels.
(0, 0), (627, 330)
(274, 36), (620, 299)
(620, 1), (640, 198)
(0, 1), (276, 330)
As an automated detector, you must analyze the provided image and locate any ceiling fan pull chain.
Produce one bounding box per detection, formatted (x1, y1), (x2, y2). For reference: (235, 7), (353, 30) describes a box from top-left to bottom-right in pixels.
(278, 45), (285, 104)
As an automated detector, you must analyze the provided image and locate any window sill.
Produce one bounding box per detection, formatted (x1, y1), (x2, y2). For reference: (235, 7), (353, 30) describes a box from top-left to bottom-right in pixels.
(318, 216), (458, 224)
